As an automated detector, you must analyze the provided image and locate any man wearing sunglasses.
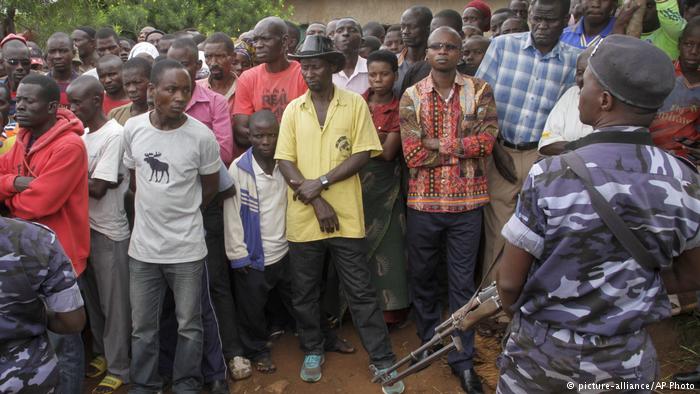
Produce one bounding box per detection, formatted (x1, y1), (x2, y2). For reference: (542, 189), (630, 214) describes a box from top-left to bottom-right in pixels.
(399, 26), (498, 394)
(1, 35), (34, 122)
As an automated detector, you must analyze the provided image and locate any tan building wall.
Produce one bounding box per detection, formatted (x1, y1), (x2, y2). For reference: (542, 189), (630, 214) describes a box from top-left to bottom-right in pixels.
(287, 0), (510, 26)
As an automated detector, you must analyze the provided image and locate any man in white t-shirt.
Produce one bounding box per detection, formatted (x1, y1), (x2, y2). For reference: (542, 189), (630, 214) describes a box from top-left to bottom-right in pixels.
(224, 109), (293, 374)
(538, 47), (594, 156)
(66, 76), (131, 391)
(122, 59), (220, 393)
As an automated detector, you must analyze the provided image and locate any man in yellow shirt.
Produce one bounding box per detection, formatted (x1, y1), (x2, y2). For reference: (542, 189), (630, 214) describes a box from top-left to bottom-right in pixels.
(275, 36), (404, 394)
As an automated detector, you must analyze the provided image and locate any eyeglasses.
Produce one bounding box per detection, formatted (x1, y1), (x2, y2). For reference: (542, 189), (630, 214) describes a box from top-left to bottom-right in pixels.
(5, 58), (30, 67)
(427, 43), (460, 51)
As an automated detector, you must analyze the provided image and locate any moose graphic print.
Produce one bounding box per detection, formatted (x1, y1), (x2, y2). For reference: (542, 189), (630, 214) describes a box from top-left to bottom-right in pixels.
(143, 152), (170, 183)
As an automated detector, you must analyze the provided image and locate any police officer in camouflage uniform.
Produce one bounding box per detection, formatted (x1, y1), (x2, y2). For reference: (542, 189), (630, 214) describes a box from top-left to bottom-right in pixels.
(495, 34), (700, 393)
(0, 217), (86, 393)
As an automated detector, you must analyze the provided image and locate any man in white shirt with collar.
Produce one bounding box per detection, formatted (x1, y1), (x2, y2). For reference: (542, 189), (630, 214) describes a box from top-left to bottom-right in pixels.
(332, 18), (369, 94)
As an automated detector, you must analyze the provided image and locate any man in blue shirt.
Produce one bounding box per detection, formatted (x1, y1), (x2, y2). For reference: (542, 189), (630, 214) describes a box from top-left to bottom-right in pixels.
(475, 0), (580, 281)
(560, 0), (619, 48)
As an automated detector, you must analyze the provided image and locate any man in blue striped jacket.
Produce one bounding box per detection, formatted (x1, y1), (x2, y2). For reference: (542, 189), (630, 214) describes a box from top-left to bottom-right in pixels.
(223, 109), (292, 375)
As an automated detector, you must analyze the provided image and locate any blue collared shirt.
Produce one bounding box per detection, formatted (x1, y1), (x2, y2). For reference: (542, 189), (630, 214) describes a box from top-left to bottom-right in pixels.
(476, 32), (581, 144)
(560, 16), (616, 49)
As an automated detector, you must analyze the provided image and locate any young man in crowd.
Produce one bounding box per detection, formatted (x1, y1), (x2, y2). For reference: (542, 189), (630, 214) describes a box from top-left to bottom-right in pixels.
(462, 0), (491, 34)
(276, 35), (404, 394)
(285, 20), (301, 55)
(383, 24), (404, 54)
(560, 0), (619, 49)
(109, 57), (151, 125)
(396, 6), (432, 94)
(168, 37), (233, 165)
(46, 32), (79, 108)
(685, 0), (700, 21)
(72, 27), (98, 74)
(306, 22), (327, 37)
(400, 27), (497, 394)
(96, 54), (130, 114)
(224, 109), (293, 375)
(509, 0), (530, 19)
(83, 28), (124, 80)
(326, 19), (339, 39)
(1, 35), (33, 118)
(66, 75), (131, 393)
(363, 21), (386, 42)
(462, 35), (490, 76)
(538, 47), (594, 155)
(359, 36), (382, 58)
(0, 74), (89, 394)
(233, 16), (307, 148)
(476, 0), (580, 283)
(400, 9), (468, 93)
(490, 8), (515, 37)
(0, 217), (86, 393)
(650, 16), (700, 157)
(199, 33), (237, 118)
(499, 17), (530, 35)
(496, 34), (700, 393)
(166, 37), (243, 391)
(332, 18), (369, 94)
(123, 59), (220, 393)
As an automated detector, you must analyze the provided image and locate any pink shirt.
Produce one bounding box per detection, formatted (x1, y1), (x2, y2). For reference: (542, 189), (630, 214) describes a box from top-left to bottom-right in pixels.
(186, 84), (234, 166)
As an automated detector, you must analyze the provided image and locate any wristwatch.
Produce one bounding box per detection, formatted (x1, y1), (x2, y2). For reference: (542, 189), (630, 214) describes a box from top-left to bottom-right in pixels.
(319, 175), (330, 190)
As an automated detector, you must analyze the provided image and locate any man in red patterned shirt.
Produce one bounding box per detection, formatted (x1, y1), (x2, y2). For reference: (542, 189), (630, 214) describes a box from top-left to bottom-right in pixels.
(399, 26), (498, 394)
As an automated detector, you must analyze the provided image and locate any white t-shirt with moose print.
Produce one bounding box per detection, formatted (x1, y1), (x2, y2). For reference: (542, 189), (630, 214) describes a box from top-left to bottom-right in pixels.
(123, 112), (221, 264)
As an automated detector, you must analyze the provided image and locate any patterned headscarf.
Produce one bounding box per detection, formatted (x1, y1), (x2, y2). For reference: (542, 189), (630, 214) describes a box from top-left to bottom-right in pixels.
(233, 39), (254, 63)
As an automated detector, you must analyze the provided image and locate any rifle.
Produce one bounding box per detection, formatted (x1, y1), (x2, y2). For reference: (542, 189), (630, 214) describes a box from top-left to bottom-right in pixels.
(371, 283), (502, 386)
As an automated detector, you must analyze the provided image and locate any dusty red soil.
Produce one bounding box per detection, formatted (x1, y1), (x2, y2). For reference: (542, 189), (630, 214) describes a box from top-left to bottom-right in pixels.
(84, 316), (699, 394)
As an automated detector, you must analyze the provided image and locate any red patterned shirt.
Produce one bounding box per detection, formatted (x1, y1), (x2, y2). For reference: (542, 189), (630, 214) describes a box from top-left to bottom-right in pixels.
(400, 72), (498, 213)
(362, 90), (400, 133)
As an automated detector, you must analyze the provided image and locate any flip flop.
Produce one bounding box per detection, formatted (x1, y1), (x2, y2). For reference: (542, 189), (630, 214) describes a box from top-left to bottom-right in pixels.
(254, 355), (277, 374)
(86, 355), (107, 378)
(92, 375), (124, 394)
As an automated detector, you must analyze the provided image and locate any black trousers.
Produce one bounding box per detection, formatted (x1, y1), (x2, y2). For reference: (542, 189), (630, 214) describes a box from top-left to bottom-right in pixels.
(289, 237), (395, 368)
(407, 208), (482, 372)
(203, 204), (244, 359)
(234, 254), (294, 360)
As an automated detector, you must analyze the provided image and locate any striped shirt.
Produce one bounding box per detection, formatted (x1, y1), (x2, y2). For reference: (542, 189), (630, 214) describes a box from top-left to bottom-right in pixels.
(476, 32), (580, 145)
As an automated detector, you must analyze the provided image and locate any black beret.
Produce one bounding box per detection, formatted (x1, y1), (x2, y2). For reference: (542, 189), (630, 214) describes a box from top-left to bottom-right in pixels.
(588, 34), (675, 110)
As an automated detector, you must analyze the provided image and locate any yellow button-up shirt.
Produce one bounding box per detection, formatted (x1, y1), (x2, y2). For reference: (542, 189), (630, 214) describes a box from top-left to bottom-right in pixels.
(275, 87), (382, 242)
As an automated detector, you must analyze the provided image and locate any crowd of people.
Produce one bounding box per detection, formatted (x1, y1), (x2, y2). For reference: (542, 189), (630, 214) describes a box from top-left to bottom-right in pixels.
(2, 0), (700, 393)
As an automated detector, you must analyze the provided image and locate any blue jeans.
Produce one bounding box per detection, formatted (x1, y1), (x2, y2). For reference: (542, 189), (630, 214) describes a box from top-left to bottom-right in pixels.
(129, 258), (204, 394)
(47, 330), (84, 394)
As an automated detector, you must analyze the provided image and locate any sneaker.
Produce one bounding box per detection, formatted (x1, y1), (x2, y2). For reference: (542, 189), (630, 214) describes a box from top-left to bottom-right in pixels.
(228, 356), (252, 380)
(375, 367), (405, 394)
(300, 354), (324, 383)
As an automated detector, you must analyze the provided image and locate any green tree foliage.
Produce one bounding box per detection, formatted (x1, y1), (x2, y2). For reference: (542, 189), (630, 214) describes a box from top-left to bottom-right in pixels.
(2, 0), (291, 45)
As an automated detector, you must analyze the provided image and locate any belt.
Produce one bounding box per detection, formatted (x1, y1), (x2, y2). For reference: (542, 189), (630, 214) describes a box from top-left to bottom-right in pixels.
(500, 139), (539, 151)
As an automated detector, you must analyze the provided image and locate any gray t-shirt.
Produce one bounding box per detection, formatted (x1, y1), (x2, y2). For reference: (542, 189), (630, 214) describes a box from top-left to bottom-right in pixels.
(123, 112), (221, 263)
(83, 119), (130, 242)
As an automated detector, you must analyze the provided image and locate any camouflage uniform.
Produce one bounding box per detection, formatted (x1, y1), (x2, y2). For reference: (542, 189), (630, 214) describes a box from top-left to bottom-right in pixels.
(0, 217), (84, 393)
(497, 126), (700, 393)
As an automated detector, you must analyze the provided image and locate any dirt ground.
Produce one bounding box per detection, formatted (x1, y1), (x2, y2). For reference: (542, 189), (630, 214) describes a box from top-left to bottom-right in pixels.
(84, 314), (700, 394)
